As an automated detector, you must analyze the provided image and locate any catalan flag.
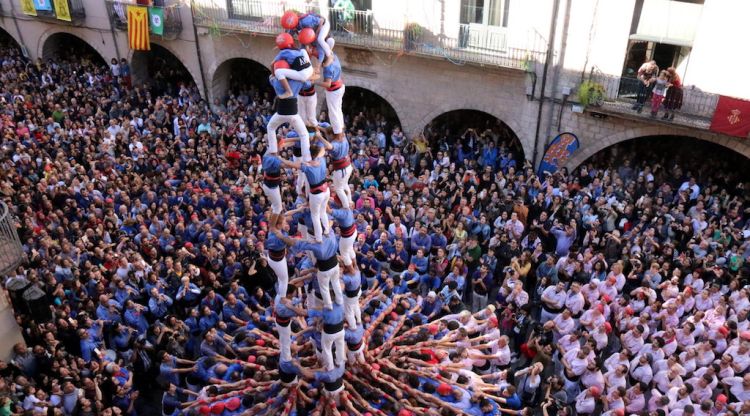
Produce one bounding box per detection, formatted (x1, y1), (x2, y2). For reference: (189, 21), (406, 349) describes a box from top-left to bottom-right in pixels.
(127, 5), (150, 51)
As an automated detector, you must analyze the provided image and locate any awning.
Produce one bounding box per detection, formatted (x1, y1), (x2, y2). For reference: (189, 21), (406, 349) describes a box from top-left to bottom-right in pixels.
(632, 0), (702, 47)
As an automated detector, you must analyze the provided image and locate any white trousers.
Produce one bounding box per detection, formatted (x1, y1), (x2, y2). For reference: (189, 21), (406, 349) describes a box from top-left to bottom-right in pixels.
(331, 164), (352, 209)
(338, 231), (356, 266)
(344, 291), (362, 328)
(293, 155), (308, 196)
(325, 85), (345, 134)
(307, 188), (331, 242)
(268, 256), (289, 297)
(321, 329), (345, 370)
(267, 113), (311, 161)
(317, 20), (333, 58)
(298, 93), (318, 127)
(262, 183), (283, 214)
(317, 266), (343, 309)
(276, 323), (292, 362)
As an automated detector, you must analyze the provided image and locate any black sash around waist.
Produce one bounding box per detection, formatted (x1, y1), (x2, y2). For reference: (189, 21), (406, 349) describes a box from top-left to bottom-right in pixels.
(323, 321), (344, 334)
(277, 97), (298, 116)
(317, 256), (338, 271)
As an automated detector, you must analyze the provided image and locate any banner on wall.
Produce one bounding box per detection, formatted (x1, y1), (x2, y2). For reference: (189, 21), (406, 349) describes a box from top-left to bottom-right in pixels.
(148, 7), (164, 36)
(53, 0), (71, 21)
(538, 132), (580, 177)
(127, 5), (151, 50)
(710, 95), (750, 138)
(32, 0), (52, 11)
(20, 0), (37, 16)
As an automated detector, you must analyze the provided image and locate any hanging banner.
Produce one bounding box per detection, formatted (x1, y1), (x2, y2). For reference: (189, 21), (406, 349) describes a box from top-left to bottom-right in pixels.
(53, 0), (71, 21)
(127, 5), (151, 50)
(538, 132), (580, 177)
(32, 0), (52, 11)
(20, 0), (37, 16)
(148, 7), (164, 36)
(710, 95), (750, 138)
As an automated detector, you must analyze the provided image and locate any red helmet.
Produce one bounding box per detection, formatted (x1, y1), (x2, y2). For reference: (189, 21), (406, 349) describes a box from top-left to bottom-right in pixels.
(298, 27), (317, 45)
(210, 403), (225, 414)
(273, 60), (291, 71)
(275, 32), (295, 50)
(281, 11), (299, 29)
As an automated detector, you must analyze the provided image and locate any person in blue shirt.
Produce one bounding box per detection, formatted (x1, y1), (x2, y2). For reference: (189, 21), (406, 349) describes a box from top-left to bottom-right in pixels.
(279, 144), (330, 243)
(175, 276), (201, 310)
(78, 329), (101, 362)
(274, 286), (307, 363)
(328, 203), (357, 266)
(282, 11), (334, 68)
(266, 42), (311, 162)
(261, 151), (284, 229)
(276, 228), (343, 310)
(222, 293), (252, 332)
(340, 261), (362, 328)
(148, 287), (173, 320)
(344, 324), (365, 365)
(267, 215), (290, 297)
(158, 351), (196, 387)
(319, 302), (345, 371)
(316, 119), (351, 210)
(123, 300), (149, 334)
(199, 305), (220, 334)
(420, 291), (443, 321)
(410, 226), (433, 255)
(271, 33), (314, 99)
(410, 248), (429, 275)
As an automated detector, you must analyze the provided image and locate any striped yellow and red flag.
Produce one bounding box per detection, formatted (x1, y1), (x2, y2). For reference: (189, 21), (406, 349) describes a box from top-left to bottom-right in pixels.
(127, 5), (150, 50)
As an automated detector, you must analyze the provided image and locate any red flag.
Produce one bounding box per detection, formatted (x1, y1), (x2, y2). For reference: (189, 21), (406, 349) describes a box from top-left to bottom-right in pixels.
(710, 95), (750, 138)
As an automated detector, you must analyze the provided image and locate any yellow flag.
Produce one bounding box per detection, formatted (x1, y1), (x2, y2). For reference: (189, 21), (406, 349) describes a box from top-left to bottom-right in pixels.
(53, 0), (71, 21)
(20, 0), (36, 16)
(127, 5), (150, 51)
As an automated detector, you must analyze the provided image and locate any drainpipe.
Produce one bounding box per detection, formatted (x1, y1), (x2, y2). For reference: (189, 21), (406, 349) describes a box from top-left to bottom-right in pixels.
(532, 0), (561, 167)
(189, 0), (209, 101)
(544, 0), (571, 146)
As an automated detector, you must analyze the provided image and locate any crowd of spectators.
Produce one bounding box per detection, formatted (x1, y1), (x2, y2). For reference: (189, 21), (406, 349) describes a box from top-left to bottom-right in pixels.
(0, 36), (749, 416)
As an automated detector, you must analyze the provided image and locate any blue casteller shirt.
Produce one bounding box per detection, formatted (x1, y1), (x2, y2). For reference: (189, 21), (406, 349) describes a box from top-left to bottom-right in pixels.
(314, 365), (345, 383)
(322, 303), (344, 325)
(300, 157), (327, 185)
(294, 232), (339, 261)
(262, 154), (282, 175)
(322, 54), (342, 82)
(331, 208), (354, 228)
(274, 295), (297, 319)
(266, 231), (287, 252)
(297, 13), (323, 30)
(270, 76), (305, 98)
(341, 271), (361, 292)
(330, 139), (349, 161)
(344, 324), (364, 344)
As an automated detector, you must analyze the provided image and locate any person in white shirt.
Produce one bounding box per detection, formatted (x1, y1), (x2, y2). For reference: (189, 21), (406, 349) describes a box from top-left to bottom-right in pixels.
(667, 385), (695, 411)
(575, 386), (599, 415)
(546, 309), (576, 342)
(722, 373), (750, 402)
(624, 382), (646, 413)
(540, 282), (567, 323)
(629, 353), (653, 384)
(565, 282), (585, 318)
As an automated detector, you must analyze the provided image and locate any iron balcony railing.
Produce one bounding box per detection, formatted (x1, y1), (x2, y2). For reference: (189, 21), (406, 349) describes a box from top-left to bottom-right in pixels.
(105, 0), (183, 39)
(586, 66), (719, 129)
(192, 0), (547, 70)
(34, 0), (85, 21)
(0, 201), (24, 276)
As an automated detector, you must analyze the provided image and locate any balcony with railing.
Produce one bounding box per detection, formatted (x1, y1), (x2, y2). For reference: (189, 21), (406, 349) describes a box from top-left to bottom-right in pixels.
(105, 0), (183, 40)
(32, 0), (86, 24)
(192, 0), (547, 70)
(585, 67), (719, 130)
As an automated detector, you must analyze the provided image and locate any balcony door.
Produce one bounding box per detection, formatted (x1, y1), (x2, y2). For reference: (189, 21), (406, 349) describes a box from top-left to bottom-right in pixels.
(459, 0), (508, 52)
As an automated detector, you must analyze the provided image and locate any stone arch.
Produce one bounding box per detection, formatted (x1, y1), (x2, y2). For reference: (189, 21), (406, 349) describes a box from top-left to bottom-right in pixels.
(341, 77), (406, 128)
(0, 24), (23, 51)
(417, 103), (531, 158)
(38, 30), (108, 65)
(338, 84), (402, 133)
(420, 107), (528, 159)
(210, 57), (273, 104)
(563, 125), (750, 170)
(129, 42), (199, 97)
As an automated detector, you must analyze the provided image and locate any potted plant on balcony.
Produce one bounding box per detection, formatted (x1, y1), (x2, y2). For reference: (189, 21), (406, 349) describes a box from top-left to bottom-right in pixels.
(578, 80), (606, 108)
(404, 23), (424, 50)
